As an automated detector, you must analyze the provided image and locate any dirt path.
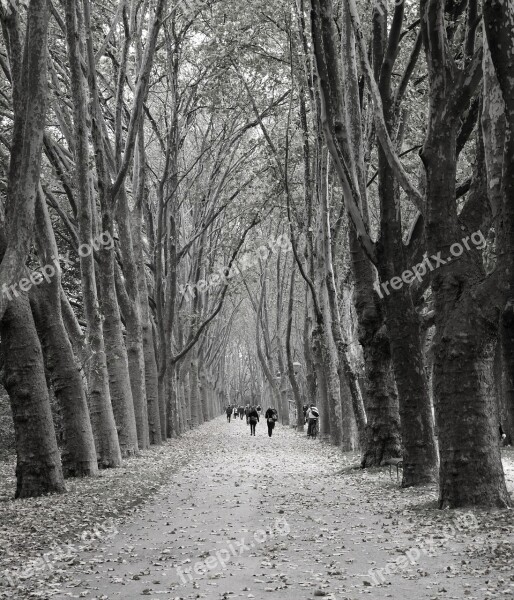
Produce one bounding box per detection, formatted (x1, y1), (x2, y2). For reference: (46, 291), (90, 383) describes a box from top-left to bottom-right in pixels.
(50, 417), (514, 600)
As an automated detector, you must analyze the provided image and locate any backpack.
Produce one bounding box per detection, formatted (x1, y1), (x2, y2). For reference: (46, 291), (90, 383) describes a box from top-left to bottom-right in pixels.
(310, 407), (319, 418)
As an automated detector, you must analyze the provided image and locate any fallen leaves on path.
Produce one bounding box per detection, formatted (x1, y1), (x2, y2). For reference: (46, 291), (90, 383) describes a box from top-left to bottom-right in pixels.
(0, 421), (513, 600)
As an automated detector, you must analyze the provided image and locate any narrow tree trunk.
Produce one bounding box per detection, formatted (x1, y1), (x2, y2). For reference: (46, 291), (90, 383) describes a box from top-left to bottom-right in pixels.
(303, 299), (317, 404)
(311, 325), (330, 439)
(286, 267), (304, 430)
(131, 204), (162, 444)
(189, 353), (202, 427)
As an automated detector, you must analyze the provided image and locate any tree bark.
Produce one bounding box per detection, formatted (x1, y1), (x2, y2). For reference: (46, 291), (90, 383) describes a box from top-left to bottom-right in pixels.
(1, 294), (66, 498)
(0, 0), (50, 322)
(421, 0), (510, 507)
(30, 191), (97, 478)
(483, 0), (514, 468)
(116, 185), (150, 449)
(65, 0), (121, 468)
(131, 198), (162, 444)
(97, 230), (139, 457)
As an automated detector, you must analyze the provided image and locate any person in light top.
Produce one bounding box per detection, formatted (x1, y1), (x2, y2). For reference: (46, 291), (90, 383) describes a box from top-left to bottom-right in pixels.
(306, 404), (319, 437)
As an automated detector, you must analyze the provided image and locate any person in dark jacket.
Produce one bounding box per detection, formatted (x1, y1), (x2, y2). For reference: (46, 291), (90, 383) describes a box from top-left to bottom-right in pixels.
(265, 407), (278, 437)
(226, 405), (232, 423)
(248, 406), (259, 436)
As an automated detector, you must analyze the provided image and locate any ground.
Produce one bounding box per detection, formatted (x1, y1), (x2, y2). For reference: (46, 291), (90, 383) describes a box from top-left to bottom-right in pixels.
(1, 418), (514, 600)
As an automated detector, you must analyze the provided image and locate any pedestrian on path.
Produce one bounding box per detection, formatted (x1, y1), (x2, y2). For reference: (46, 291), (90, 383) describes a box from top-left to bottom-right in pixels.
(248, 406), (259, 436)
(265, 407), (278, 437)
(306, 404), (319, 437)
(226, 405), (232, 423)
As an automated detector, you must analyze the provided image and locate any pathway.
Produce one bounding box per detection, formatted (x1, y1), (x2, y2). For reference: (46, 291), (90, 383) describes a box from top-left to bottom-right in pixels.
(52, 417), (514, 600)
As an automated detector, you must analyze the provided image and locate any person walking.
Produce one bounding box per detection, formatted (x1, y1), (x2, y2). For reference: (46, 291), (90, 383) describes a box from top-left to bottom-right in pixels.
(226, 405), (232, 423)
(306, 404), (319, 437)
(265, 407), (278, 437)
(244, 404), (251, 424)
(248, 406), (259, 436)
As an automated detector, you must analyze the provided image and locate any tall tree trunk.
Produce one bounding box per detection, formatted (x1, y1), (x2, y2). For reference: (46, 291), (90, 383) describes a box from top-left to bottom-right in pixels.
(0, 0), (50, 322)
(189, 352), (202, 427)
(311, 0), (400, 464)
(311, 324), (330, 439)
(30, 283), (98, 478)
(372, 0), (438, 486)
(97, 237), (139, 457)
(320, 282), (343, 445)
(30, 191), (97, 477)
(303, 298), (317, 405)
(131, 200), (162, 444)
(421, 0), (510, 507)
(65, 0), (121, 467)
(422, 129), (509, 508)
(1, 294), (66, 498)
(286, 267), (304, 430)
(484, 0), (514, 464)
(116, 185), (150, 449)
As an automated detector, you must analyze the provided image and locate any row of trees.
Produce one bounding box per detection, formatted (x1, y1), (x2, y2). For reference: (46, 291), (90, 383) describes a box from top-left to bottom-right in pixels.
(0, 0), (512, 509)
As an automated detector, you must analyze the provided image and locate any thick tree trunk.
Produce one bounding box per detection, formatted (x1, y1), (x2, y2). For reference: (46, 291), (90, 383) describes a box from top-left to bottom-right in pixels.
(116, 188), (149, 449)
(64, 0), (121, 468)
(483, 0), (514, 466)
(372, 0), (438, 484)
(0, 0), (50, 322)
(376, 149), (438, 485)
(31, 283), (97, 478)
(349, 230), (401, 466)
(97, 241), (139, 457)
(422, 130), (510, 508)
(29, 190), (98, 477)
(360, 322), (402, 467)
(1, 295), (66, 498)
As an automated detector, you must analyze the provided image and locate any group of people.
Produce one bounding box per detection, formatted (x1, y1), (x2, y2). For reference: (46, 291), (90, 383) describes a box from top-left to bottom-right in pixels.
(225, 404), (279, 437)
(224, 402), (320, 438)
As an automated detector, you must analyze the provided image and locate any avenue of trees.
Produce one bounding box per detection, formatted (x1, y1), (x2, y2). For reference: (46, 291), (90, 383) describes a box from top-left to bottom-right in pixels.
(0, 0), (512, 510)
